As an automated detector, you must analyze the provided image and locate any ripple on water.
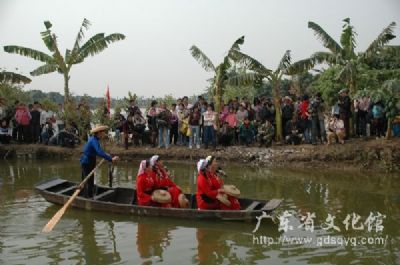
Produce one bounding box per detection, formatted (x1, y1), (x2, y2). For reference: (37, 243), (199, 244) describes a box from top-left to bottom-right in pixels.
(1, 160), (400, 265)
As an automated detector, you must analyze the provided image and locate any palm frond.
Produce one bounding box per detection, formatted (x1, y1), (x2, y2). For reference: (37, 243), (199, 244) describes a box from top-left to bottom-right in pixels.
(71, 18), (91, 53)
(73, 33), (125, 63)
(311, 51), (338, 65)
(104, 33), (126, 44)
(40, 20), (59, 52)
(190, 45), (215, 72)
(225, 71), (256, 87)
(308, 21), (342, 54)
(3, 45), (53, 63)
(30, 63), (58, 76)
(336, 61), (357, 83)
(230, 49), (271, 76)
(65, 49), (71, 64)
(0, 71), (31, 84)
(68, 33), (104, 64)
(285, 57), (315, 75)
(340, 18), (357, 59)
(286, 51), (339, 75)
(277, 50), (291, 72)
(364, 22), (396, 58)
(383, 45), (400, 57)
(229, 35), (245, 51)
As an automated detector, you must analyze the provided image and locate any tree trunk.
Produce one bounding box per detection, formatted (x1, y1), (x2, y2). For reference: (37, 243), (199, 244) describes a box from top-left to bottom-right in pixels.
(63, 72), (70, 104)
(273, 78), (283, 142)
(214, 84), (222, 131)
(386, 118), (392, 139)
(348, 78), (357, 137)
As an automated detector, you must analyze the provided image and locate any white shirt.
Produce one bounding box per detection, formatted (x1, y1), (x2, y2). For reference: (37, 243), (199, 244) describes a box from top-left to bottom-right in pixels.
(40, 110), (54, 125)
(203, 111), (216, 127)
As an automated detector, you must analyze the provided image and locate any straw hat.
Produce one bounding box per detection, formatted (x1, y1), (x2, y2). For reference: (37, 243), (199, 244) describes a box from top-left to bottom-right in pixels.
(178, 193), (189, 208)
(222, 185), (240, 198)
(216, 193), (231, 207)
(152, 189), (171, 204)
(90, 124), (109, 134)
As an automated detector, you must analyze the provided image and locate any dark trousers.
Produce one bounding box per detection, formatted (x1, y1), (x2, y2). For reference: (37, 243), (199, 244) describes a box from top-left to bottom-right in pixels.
(17, 125), (30, 143)
(203, 126), (216, 148)
(82, 162), (96, 198)
(340, 114), (350, 139)
(282, 118), (291, 137)
(0, 134), (11, 144)
(372, 118), (385, 137)
(31, 123), (41, 143)
(170, 123), (179, 145)
(356, 110), (367, 137)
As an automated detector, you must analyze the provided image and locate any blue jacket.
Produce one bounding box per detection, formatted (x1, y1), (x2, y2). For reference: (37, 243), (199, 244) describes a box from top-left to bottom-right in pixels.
(80, 136), (112, 165)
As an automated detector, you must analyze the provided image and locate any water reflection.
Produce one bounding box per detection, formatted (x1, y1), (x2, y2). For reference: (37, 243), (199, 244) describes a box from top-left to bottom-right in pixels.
(80, 217), (121, 264)
(136, 220), (174, 263)
(196, 227), (231, 264)
(0, 159), (399, 264)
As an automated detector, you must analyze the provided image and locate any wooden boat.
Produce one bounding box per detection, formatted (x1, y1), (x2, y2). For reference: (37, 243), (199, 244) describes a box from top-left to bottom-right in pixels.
(35, 178), (282, 221)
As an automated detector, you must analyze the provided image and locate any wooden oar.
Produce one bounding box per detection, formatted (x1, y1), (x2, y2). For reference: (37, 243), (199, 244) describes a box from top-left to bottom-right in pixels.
(42, 159), (106, 233)
(108, 164), (114, 188)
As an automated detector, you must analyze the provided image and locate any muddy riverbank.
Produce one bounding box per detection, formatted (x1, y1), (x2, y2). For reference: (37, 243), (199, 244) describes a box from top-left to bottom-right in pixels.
(1, 138), (399, 172)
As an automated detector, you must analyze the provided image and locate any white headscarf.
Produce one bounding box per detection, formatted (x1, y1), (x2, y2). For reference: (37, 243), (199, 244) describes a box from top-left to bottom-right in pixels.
(150, 155), (159, 167)
(205, 155), (214, 167)
(138, 160), (147, 175)
(197, 159), (207, 173)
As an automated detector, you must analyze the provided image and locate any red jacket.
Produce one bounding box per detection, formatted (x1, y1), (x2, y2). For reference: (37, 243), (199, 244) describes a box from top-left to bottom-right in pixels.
(299, 101), (310, 120)
(153, 166), (182, 208)
(196, 171), (220, 210)
(197, 171), (241, 210)
(154, 166), (177, 189)
(15, 107), (31, 126)
(136, 172), (157, 206)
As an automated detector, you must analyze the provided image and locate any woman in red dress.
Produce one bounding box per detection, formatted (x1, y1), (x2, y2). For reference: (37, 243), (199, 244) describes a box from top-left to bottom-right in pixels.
(136, 160), (170, 207)
(149, 155), (188, 208)
(196, 156), (240, 210)
(196, 158), (220, 210)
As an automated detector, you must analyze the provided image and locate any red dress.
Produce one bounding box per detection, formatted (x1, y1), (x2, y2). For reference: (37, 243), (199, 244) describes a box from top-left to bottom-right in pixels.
(152, 165), (182, 208)
(209, 172), (240, 210)
(196, 170), (241, 210)
(136, 172), (170, 207)
(196, 171), (220, 210)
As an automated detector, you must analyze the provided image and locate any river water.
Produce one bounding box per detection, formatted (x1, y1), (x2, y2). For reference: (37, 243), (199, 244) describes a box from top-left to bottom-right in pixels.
(0, 158), (399, 265)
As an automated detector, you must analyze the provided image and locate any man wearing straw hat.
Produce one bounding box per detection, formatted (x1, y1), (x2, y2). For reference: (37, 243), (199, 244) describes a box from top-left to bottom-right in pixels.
(80, 124), (119, 198)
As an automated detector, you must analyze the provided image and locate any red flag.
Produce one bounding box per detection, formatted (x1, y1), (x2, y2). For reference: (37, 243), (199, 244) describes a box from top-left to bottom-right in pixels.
(106, 85), (111, 116)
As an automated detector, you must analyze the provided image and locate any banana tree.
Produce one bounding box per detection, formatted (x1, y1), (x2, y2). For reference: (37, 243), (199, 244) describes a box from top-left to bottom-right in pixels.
(0, 71), (31, 84)
(356, 79), (400, 139)
(0, 71), (31, 109)
(231, 49), (290, 141)
(4, 19), (125, 103)
(288, 18), (396, 137)
(190, 36), (254, 129)
(289, 18), (396, 95)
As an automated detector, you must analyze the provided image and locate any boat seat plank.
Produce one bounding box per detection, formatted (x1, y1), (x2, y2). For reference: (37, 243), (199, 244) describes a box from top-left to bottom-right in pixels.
(262, 199), (283, 211)
(58, 185), (78, 195)
(93, 190), (115, 201)
(245, 201), (260, 211)
(36, 179), (68, 191)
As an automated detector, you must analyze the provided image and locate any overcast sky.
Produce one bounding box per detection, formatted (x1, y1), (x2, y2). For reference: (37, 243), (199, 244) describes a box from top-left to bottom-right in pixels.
(0, 0), (399, 99)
